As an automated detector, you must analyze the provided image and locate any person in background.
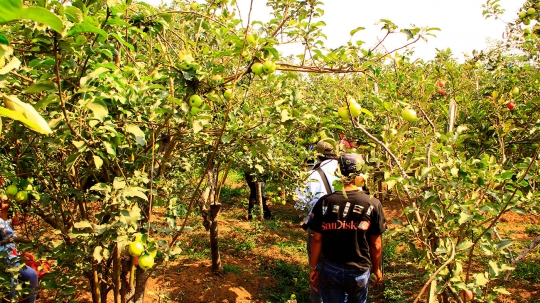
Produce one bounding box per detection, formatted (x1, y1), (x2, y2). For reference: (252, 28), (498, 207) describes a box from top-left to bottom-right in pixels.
(308, 153), (386, 303)
(244, 171), (272, 220)
(295, 138), (340, 303)
(0, 199), (38, 303)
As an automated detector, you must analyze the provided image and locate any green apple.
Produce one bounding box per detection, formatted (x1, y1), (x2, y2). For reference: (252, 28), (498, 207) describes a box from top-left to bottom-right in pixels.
(179, 62), (193, 71)
(224, 89), (233, 100)
(519, 11), (527, 18)
(527, 7), (536, 15)
(491, 91), (499, 99)
(525, 28), (532, 35)
(251, 62), (264, 75)
(281, 200), (286, 205)
(348, 101), (361, 117)
(128, 241), (145, 256)
(246, 34), (257, 45)
(5, 185), (18, 197)
(523, 19), (531, 25)
(189, 95), (203, 107)
(190, 2), (199, 10)
(401, 108), (417, 122)
(15, 191), (28, 202)
(537, 3), (540, 9)
(138, 254), (154, 270)
(511, 87), (519, 96)
(337, 107), (350, 121)
(262, 61), (276, 74)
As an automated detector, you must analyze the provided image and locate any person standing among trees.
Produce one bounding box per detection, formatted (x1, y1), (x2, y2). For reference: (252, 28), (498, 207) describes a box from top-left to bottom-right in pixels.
(244, 171), (272, 220)
(295, 138), (340, 303)
(0, 199), (38, 303)
(307, 153), (386, 303)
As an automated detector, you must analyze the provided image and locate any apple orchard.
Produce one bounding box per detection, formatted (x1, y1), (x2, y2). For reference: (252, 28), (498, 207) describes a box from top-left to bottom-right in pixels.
(0, 0), (539, 302)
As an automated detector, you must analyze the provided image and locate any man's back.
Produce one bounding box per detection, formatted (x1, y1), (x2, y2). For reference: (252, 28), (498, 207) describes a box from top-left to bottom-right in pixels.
(295, 159), (339, 216)
(309, 190), (386, 270)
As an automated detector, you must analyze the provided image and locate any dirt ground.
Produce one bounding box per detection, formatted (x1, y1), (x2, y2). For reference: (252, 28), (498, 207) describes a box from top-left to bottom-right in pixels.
(34, 189), (539, 303)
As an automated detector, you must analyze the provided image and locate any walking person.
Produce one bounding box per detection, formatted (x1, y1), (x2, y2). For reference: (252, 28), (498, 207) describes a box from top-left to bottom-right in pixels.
(295, 138), (340, 303)
(307, 153), (386, 303)
(244, 171), (272, 220)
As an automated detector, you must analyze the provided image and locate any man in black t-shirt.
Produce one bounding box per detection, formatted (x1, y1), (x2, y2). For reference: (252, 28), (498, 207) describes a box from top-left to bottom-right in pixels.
(308, 153), (386, 303)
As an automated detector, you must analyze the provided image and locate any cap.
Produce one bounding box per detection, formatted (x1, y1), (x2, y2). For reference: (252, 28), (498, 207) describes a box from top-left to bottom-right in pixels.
(339, 153), (361, 176)
(316, 139), (337, 156)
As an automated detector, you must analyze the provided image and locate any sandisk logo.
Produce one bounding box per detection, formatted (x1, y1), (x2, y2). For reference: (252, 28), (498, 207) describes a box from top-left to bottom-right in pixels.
(322, 220), (369, 230)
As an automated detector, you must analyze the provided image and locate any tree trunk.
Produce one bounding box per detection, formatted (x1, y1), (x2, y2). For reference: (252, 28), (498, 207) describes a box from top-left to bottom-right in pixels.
(132, 268), (149, 303)
(209, 203), (223, 274)
(113, 246), (121, 303)
(256, 182), (263, 221)
(91, 262), (101, 303)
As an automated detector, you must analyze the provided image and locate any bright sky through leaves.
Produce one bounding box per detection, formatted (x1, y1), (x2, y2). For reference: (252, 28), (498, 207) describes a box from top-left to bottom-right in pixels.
(142, 0), (525, 61)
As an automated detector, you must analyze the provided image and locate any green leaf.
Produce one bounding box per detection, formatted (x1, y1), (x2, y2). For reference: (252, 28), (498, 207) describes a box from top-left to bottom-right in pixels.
(493, 287), (511, 295)
(122, 187), (148, 201)
(456, 240), (473, 251)
(193, 120), (203, 133)
(23, 80), (56, 94)
(86, 99), (109, 121)
(35, 94), (59, 109)
(1, 93), (52, 134)
(20, 6), (63, 33)
(74, 220), (92, 229)
(0, 0), (22, 22)
(496, 239), (513, 250)
(110, 33), (135, 52)
(458, 212), (473, 225)
(360, 108), (374, 118)
(126, 124), (146, 146)
(93, 246), (103, 263)
(93, 155), (103, 170)
(0, 34), (9, 45)
(488, 260), (499, 276)
(64, 6), (84, 23)
(473, 272), (489, 286)
(261, 46), (279, 60)
(500, 171), (513, 179)
(72, 141), (87, 152)
(68, 22), (108, 38)
(350, 26), (365, 36)
(0, 57), (21, 75)
(103, 141), (116, 157)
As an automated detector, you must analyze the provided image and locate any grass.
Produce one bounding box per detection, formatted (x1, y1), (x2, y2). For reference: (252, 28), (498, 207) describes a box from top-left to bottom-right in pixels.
(261, 259), (310, 303)
(525, 224), (540, 236)
(511, 260), (540, 283)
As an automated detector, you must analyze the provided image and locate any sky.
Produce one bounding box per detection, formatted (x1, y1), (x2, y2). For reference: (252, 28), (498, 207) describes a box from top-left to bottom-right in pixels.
(141, 0), (526, 62)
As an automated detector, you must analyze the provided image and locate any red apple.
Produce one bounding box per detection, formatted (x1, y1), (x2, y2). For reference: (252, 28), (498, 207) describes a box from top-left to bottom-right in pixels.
(437, 80), (446, 87)
(438, 90), (447, 95)
(462, 290), (474, 301)
(507, 102), (515, 110)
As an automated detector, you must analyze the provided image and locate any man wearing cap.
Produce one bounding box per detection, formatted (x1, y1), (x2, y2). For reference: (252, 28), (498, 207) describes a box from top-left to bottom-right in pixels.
(307, 153), (386, 303)
(295, 139), (340, 303)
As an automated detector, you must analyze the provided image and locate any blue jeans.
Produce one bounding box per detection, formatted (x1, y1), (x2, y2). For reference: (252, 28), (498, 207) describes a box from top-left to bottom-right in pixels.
(319, 259), (370, 303)
(9, 263), (38, 303)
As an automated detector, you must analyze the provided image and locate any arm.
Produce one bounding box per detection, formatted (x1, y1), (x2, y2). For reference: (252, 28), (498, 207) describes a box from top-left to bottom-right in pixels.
(0, 201), (9, 221)
(369, 233), (383, 283)
(309, 231), (323, 292)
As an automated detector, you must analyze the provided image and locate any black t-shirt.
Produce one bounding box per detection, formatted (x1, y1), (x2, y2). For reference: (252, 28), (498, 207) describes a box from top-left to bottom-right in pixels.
(308, 190), (386, 270)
